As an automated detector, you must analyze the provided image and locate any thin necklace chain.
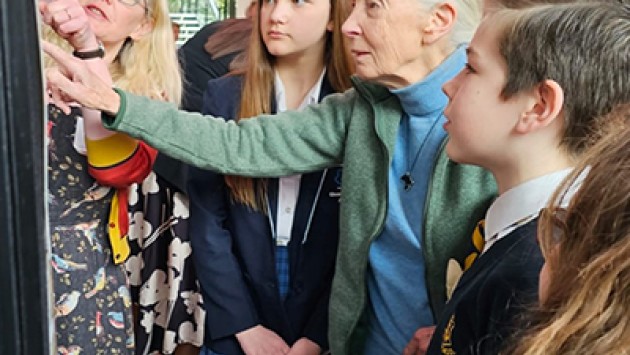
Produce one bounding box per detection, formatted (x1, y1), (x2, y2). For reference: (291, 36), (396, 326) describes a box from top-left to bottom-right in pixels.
(400, 116), (441, 191)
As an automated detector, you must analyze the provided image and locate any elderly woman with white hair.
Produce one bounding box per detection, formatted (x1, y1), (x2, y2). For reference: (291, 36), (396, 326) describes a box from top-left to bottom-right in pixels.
(43, 0), (495, 354)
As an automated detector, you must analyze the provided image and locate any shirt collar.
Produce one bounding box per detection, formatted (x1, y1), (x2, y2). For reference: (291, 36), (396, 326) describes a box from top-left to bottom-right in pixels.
(274, 68), (326, 113)
(485, 168), (573, 248)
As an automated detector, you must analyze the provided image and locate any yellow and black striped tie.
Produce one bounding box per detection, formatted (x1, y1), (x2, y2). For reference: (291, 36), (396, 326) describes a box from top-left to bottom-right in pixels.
(464, 219), (485, 271)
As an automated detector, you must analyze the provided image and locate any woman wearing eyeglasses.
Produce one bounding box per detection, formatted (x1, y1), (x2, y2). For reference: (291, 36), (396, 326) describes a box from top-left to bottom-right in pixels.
(41, 0), (201, 354)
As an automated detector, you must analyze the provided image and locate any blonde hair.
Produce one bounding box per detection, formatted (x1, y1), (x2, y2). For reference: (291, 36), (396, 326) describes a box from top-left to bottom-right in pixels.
(112, 0), (182, 104)
(43, 0), (181, 104)
(508, 105), (630, 355)
(225, 0), (354, 211)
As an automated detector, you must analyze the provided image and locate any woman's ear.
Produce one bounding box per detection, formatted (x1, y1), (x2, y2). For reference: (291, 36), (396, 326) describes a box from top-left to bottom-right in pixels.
(515, 79), (565, 134)
(129, 17), (155, 41)
(422, 2), (456, 45)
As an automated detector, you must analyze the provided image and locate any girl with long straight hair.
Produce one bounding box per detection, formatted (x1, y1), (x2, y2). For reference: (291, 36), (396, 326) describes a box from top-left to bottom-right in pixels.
(188, 0), (352, 354)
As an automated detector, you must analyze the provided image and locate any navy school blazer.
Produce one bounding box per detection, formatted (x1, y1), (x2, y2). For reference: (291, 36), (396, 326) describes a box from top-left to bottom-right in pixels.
(427, 220), (544, 355)
(188, 75), (341, 354)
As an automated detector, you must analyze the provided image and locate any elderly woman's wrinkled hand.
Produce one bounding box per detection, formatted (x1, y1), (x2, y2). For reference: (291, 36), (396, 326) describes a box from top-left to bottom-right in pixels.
(39, 0), (99, 52)
(42, 40), (120, 116)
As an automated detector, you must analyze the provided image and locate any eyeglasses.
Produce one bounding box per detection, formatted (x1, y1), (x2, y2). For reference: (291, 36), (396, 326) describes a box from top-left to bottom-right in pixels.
(118, 0), (149, 14)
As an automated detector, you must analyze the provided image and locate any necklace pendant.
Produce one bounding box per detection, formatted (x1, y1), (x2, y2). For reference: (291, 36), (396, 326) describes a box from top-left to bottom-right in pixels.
(401, 172), (414, 191)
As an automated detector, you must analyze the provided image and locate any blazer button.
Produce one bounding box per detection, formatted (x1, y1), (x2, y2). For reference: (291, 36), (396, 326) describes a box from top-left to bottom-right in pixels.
(266, 281), (276, 289)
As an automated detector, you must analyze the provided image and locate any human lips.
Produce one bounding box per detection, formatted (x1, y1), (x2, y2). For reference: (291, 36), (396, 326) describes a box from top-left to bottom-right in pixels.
(85, 4), (109, 21)
(267, 30), (287, 39)
(442, 107), (453, 130)
(350, 49), (369, 58)
(443, 118), (451, 131)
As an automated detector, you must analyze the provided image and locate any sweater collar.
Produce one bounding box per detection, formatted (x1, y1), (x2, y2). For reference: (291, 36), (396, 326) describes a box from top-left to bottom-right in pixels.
(351, 76), (392, 103)
(390, 46), (466, 116)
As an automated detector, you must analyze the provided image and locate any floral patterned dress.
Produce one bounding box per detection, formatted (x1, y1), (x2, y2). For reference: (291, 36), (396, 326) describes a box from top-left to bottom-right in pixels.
(125, 166), (205, 354)
(48, 105), (134, 354)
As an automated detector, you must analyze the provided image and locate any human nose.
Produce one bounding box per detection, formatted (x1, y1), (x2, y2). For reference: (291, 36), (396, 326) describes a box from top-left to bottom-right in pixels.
(341, 5), (361, 38)
(269, 0), (290, 24)
(442, 72), (461, 99)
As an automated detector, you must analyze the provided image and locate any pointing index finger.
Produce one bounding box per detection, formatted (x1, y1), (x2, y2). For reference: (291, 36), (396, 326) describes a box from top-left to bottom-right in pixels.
(42, 40), (72, 62)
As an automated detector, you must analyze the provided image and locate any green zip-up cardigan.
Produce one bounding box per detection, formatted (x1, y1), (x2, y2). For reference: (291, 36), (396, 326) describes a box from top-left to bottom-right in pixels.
(104, 77), (496, 354)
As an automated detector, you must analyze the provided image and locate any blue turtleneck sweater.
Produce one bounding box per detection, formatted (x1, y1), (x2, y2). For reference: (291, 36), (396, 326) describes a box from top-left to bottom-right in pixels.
(364, 46), (466, 354)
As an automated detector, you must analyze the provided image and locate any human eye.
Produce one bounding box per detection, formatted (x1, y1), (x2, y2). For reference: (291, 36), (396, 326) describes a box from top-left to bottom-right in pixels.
(367, 0), (381, 10)
(294, 0), (307, 5)
(464, 63), (476, 74)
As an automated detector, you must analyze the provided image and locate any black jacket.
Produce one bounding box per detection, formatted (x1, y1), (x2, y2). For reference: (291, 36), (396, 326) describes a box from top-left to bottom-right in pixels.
(427, 220), (544, 355)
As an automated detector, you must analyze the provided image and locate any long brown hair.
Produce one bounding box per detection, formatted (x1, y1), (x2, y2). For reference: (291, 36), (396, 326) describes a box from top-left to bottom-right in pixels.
(204, 18), (253, 62)
(225, 0), (353, 211)
(508, 105), (630, 355)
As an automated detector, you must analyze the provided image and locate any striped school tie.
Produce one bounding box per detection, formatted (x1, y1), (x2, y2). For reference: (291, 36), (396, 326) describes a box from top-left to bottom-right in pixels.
(464, 219), (485, 271)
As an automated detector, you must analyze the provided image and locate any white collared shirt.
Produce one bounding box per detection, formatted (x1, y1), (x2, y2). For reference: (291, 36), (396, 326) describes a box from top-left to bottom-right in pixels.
(273, 69), (326, 246)
(483, 168), (574, 252)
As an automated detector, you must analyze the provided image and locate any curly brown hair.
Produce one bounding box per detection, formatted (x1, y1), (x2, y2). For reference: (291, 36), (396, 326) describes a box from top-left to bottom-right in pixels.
(508, 105), (630, 354)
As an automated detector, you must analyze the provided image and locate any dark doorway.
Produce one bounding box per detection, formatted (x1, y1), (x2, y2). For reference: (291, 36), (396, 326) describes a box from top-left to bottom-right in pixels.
(0, 0), (53, 353)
